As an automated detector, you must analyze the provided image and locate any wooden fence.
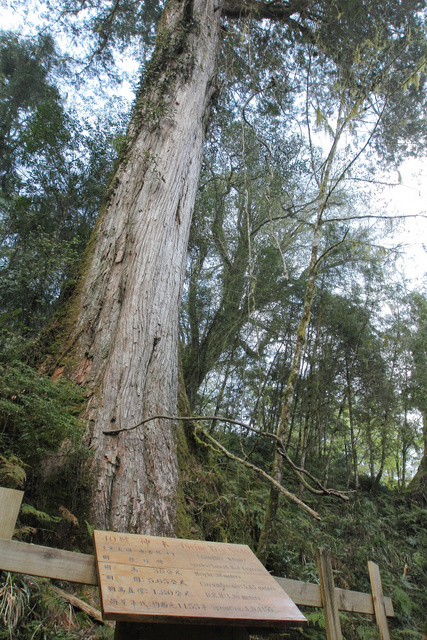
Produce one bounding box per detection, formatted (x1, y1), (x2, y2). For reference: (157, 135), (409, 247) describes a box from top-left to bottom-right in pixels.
(0, 488), (394, 639)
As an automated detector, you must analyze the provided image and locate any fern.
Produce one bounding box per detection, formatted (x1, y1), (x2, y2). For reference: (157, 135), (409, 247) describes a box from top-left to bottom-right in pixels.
(20, 503), (61, 525)
(0, 455), (27, 489)
(304, 610), (326, 629)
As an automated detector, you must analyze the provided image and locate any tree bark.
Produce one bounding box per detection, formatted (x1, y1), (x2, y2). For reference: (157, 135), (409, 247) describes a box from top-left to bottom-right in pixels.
(50, 0), (223, 535)
(345, 356), (359, 492)
(407, 414), (427, 496)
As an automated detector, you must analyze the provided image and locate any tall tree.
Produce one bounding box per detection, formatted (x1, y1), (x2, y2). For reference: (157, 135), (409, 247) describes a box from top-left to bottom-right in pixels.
(405, 291), (427, 495)
(35, 0), (427, 537)
(255, 16), (427, 560)
(47, 0), (226, 535)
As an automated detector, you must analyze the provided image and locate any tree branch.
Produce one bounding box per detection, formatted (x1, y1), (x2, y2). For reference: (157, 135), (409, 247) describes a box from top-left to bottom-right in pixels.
(104, 414), (349, 505)
(192, 424), (321, 519)
(222, 0), (316, 42)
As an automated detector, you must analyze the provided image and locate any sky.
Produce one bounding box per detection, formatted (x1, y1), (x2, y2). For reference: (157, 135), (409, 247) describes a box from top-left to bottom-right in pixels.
(381, 160), (427, 290)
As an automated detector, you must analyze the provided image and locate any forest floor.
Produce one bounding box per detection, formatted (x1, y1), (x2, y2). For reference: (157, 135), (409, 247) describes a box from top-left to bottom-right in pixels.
(1, 465), (426, 640)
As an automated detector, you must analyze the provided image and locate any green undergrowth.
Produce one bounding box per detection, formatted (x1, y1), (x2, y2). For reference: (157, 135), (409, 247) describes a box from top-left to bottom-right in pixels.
(181, 454), (427, 639)
(0, 360), (106, 638)
(0, 360), (94, 550)
(0, 574), (113, 640)
(0, 360), (85, 465)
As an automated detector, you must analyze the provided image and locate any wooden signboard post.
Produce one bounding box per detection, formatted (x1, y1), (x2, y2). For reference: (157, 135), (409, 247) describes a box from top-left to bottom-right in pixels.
(0, 487), (23, 539)
(93, 531), (307, 639)
(0, 488), (395, 639)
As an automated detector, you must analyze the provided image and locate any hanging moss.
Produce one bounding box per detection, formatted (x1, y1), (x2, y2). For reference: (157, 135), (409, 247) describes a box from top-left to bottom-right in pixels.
(127, 0), (199, 143)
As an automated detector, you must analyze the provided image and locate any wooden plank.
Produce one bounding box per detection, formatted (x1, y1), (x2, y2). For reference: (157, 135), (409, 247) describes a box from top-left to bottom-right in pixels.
(273, 578), (394, 616)
(274, 577), (321, 607)
(94, 531), (306, 628)
(0, 487), (24, 539)
(0, 538), (97, 585)
(368, 561), (391, 640)
(317, 549), (343, 640)
(336, 585), (394, 617)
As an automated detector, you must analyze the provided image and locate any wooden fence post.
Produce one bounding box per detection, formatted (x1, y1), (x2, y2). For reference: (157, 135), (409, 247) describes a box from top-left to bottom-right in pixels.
(317, 548), (343, 640)
(368, 561), (391, 640)
(0, 487), (23, 539)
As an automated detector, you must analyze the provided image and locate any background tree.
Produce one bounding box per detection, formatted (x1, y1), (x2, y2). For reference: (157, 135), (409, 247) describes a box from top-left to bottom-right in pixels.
(404, 291), (427, 494)
(0, 32), (123, 342)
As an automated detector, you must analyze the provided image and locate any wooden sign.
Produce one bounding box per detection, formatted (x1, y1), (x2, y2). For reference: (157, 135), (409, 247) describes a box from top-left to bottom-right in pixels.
(93, 531), (306, 628)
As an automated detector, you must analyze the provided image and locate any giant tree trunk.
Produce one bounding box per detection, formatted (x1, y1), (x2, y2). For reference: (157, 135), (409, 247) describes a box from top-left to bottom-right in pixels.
(52, 0), (223, 535)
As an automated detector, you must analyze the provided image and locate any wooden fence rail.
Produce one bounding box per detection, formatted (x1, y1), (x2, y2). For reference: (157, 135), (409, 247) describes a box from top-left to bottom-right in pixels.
(0, 490), (393, 639)
(0, 538), (394, 632)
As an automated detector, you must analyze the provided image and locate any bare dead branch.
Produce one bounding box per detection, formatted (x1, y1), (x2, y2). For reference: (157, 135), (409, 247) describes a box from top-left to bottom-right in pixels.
(103, 414), (348, 505)
(192, 424), (321, 519)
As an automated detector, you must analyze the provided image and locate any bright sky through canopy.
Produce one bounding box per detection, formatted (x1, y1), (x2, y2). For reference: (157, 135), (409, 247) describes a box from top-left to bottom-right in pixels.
(381, 159), (427, 289)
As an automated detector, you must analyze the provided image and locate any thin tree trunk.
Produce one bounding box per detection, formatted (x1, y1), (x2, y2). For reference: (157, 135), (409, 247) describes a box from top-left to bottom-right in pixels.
(345, 356), (359, 491)
(323, 401), (344, 489)
(286, 389), (299, 448)
(298, 296), (323, 497)
(407, 414), (427, 494)
(257, 220), (321, 564)
(345, 441), (350, 490)
(366, 414), (375, 480)
(373, 410), (389, 489)
(298, 408), (311, 500)
(401, 407), (408, 489)
(256, 91), (352, 563)
(49, 0), (223, 535)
